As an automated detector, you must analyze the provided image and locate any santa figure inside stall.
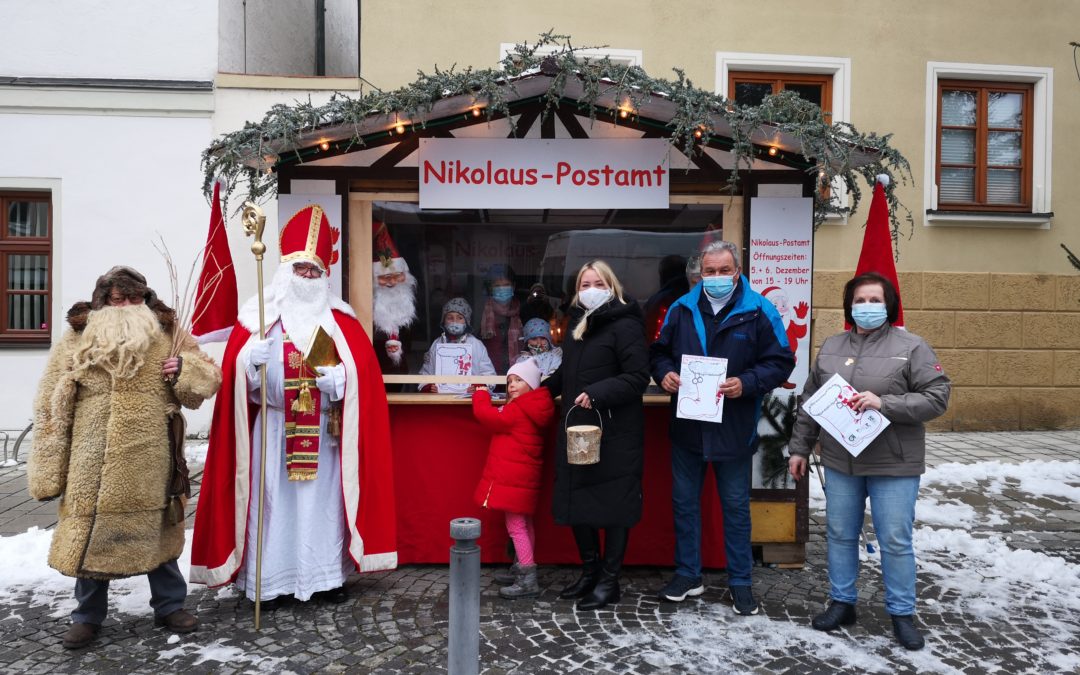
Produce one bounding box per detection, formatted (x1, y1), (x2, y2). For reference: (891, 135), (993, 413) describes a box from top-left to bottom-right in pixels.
(371, 222), (417, 374)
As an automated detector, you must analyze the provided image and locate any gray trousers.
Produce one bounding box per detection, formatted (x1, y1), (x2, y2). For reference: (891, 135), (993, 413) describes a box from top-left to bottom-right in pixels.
(72, 559), (187, 625)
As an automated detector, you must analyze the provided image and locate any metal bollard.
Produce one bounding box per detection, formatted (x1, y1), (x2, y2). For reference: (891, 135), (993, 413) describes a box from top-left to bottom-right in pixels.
(448, 517), (481, 675)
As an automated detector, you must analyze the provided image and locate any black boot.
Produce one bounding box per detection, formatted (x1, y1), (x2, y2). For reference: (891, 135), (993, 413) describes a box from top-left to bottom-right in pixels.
(890, 614), (925, 650)
(559, 526), (601, 599)
(811, 601), (857, 631)
(576, 527), (629, 611)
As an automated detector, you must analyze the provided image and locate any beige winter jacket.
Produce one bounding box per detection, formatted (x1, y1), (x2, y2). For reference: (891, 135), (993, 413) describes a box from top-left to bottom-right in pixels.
(789, 325), (951, 476)
(28, 328), (221, 579)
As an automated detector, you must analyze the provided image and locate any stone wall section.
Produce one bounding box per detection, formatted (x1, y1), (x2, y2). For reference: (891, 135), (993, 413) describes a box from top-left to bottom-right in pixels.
(809, 271), (1080, 431)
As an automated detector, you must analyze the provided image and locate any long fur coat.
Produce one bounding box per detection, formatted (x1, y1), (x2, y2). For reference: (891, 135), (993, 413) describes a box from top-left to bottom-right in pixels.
(28, 321), (221, 579)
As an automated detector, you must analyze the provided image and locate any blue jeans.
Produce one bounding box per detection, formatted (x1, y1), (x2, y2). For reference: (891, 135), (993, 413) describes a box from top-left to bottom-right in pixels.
(823, 468), (920, 616)
(72, 559), (187, 625)
(671, 444), (753, 586)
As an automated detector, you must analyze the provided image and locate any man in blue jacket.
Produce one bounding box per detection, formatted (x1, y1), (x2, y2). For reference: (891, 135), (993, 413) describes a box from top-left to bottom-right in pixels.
(649, 240), (795, 615)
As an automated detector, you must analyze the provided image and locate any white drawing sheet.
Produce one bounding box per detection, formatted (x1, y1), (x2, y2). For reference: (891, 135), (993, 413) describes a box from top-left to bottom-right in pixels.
(676, 355), (728, 423)
(802, 373), (890, 457)
(434, 343), (474, 394)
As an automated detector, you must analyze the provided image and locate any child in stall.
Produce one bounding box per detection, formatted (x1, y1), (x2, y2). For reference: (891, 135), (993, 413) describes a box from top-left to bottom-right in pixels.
(471, 358), (555, 598)
(419, 297), (495, 393)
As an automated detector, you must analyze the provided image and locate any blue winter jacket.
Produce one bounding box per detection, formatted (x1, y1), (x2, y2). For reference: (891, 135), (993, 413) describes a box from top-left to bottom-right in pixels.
(649, 277), (796, 461)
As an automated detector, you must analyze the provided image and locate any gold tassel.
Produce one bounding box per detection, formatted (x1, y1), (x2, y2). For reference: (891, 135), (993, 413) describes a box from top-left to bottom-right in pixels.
(292, 381), (315, 413)
(288, 469), (317, 481)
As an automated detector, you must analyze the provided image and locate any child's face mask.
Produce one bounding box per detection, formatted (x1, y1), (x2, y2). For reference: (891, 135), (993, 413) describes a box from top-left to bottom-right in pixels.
(444, 321), (466, 336)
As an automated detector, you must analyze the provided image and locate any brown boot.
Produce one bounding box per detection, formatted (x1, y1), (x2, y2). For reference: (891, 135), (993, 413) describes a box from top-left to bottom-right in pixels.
(154, 609), (198, 633)
(62, 622), (100, 649)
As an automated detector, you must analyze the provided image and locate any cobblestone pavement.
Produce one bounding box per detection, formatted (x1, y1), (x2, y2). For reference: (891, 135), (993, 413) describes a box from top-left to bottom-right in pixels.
(1, 430), (1079, 674)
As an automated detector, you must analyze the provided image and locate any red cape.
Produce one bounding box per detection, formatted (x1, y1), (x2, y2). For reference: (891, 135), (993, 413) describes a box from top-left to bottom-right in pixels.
(190, 310), (397, 586)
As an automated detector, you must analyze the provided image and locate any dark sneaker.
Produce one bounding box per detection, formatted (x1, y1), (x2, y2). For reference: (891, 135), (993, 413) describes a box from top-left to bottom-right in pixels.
(153, 609), (198, 633)
(313, 586), (349, 604)
(729, 585), (759, 616)
(62, 622), (100, 649)
(812, 601), (857, 631)
(890, 614), (925, 650)
(658, 574), (705, 602)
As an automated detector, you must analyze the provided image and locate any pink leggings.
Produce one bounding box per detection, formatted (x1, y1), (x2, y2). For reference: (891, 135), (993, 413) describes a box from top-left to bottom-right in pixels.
(504, 512), (535, 566)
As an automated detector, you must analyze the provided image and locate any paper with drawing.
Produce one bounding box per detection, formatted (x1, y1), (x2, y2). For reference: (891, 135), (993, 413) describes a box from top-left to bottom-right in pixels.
(803, 373), (890, 457)
(676, 355), (728, 423)
(434, 342), (473, 394)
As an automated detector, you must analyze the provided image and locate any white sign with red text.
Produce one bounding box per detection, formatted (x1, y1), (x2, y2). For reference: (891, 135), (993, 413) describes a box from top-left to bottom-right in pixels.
(748, 197), (814, 393)
(418, 138), (670, 209)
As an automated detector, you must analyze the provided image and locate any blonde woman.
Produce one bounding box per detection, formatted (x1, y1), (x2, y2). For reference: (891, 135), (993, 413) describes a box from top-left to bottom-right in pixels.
(543, 260), (650, 610)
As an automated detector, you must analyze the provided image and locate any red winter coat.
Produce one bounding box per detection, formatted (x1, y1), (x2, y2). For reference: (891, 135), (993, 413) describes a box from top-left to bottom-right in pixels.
(471, 387), (555, 514)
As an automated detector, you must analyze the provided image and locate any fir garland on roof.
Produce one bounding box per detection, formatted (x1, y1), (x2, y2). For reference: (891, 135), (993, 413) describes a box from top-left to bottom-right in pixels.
(203, 31), (914, 239)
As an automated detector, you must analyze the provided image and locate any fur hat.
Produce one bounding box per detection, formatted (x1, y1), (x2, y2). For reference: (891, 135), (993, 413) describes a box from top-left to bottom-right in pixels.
(442, 297), (472, 327)
(523, 318), (552, 345)
(507, 358), (542, 391)
(68, 266), (175, 333)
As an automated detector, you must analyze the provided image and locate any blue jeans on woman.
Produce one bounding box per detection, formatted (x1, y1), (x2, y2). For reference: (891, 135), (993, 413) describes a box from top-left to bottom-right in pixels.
(823, 467), (920, 616)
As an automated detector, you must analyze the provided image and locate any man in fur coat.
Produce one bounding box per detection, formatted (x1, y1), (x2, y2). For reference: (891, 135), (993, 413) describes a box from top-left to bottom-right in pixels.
(28, 266), (223, 649)
(190, 205), (396, 610)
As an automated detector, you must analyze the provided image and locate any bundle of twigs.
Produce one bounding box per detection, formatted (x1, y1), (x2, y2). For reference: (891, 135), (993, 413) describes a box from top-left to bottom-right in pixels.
(154, 234), (232, 357)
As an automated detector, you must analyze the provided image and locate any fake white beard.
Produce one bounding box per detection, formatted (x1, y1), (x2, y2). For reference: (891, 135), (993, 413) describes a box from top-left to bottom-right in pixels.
(72, 303), (160, 380)
(273, 265), (336, 346)
(384, 339), (403, 365)
(372, 273), (418, 335)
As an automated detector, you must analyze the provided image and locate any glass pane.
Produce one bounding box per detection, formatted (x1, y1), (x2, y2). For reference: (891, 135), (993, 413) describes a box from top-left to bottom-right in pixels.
(941, 90), (977, 126)
(734, 82), (774, 107)
(7, 254), (49, 291)
(988, 92), (1023, 129)
(782, 83), (823, 108)
(371, 203), (724, 379)
(7, 201), (49, 237)
(941, 129), (975, 164)
(987, 131), (1022, 166)
(987, 169), (1021, 204)
(939, 167), (975, 203)
(6, 294), (47, 330)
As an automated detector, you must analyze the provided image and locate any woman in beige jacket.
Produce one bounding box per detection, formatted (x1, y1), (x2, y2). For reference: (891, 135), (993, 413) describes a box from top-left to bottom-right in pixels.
(788, 272), (951, 651)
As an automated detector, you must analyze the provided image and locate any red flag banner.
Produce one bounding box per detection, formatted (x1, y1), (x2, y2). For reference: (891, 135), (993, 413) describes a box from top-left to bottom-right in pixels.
(192, 180), (238, 343)
(851, 176), (904, 328)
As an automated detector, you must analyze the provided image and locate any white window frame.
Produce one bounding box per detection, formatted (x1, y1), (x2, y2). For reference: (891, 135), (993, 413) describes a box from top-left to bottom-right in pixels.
(924, 62), (1053, 229)
(499, 44), (642, 68)
(716, 52), (852, 223)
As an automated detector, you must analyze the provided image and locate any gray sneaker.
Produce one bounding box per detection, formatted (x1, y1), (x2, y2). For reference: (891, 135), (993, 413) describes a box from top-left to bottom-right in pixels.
(730, 585), (760, 615)
(499, 565), (540, 599)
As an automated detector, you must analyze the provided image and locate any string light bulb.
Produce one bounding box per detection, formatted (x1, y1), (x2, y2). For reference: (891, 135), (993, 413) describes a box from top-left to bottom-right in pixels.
(768, 146), (779, 157)
(395, 121), (406, 135)
(472, 107), (482, 117)
(619, 109), (629, 119)
(694, 128), (703, 139)
(319, 140), (330, 151)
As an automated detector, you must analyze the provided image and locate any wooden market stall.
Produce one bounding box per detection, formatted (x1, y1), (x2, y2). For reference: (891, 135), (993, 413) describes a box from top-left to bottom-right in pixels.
(210, 58), (897, 568)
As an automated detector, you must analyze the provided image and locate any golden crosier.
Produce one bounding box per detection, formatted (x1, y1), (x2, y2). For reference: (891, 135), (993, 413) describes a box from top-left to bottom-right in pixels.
(241, 201), (267, 259)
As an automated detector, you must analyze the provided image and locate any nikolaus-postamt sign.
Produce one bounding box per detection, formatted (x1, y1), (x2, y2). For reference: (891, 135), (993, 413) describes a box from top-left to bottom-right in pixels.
(418, 138), (670, 209)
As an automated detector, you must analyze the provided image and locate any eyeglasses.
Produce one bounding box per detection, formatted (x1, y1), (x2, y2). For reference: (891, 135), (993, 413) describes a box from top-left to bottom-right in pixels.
(293, 263), (324, 278)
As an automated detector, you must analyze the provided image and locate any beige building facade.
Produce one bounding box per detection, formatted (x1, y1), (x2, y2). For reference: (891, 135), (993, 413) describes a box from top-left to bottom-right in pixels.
(353, 0), (1080, 430)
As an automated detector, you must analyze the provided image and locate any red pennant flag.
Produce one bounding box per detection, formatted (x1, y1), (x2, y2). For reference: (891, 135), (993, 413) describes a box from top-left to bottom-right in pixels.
(191, 180), (238, 343)
(848, 175), (904, 329)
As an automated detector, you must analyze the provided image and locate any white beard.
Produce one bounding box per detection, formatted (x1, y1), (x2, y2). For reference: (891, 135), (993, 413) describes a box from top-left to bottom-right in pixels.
(273, 267), (336, 349)
(372, 273), (417, 335)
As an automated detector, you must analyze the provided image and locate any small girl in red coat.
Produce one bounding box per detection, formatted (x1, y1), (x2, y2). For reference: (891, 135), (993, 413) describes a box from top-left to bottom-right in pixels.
(472, 358), (555, 599)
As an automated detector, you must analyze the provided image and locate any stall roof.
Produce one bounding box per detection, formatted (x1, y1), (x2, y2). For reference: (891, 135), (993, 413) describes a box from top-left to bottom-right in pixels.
(226, 72), (882, 172)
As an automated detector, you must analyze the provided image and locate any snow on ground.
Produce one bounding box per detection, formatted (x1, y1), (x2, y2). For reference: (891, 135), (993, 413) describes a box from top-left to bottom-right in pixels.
(156, 639), (291, 673)
(185, 442), (210, 466)
(0, 528), (195, 620)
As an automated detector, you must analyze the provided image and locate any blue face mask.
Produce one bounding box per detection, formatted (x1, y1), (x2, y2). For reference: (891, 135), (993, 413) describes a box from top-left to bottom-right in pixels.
(444, 321), (466, 336)
(851, 303), (888, 330)
(701, 274), (736, 300)
(491, 287), (514, 304)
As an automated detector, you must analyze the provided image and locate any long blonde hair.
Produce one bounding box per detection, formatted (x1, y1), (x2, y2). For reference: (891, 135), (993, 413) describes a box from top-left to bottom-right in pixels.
(571, 260), (626, 341)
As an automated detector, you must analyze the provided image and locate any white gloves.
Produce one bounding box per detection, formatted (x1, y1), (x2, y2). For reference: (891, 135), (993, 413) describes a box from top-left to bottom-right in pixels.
(315, 364), (346, 401)
(248, 337), (275, 367)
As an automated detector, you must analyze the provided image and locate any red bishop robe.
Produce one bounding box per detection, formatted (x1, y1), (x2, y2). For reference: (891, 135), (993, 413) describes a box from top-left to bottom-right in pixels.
(190, 309), (396, 586)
